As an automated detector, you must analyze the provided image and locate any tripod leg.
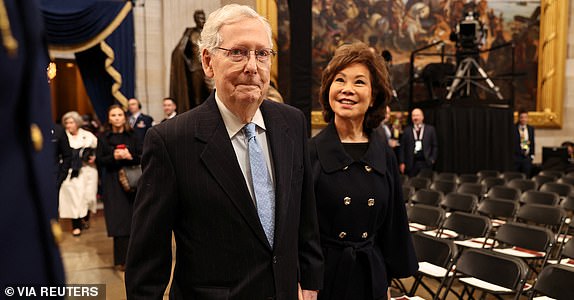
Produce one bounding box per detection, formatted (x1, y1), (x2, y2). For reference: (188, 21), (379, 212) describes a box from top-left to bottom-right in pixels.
(446, 59), (471, 100)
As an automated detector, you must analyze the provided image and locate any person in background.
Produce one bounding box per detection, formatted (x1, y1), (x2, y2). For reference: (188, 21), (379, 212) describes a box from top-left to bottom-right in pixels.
(514, 109), (535, 177)
(310, 42), (417, 300)
(0, 0), (64, 290)
(53, 124), (72, 189)
(127, 98), (153, 144)
(400, 108), (438, 176)
(125, 4), (323, 299)
(561, 141), (574, 172)
(59, 111), (98, 236)
(97, 105), (141, 270)
(161, 97), (177, 123)
(390, 111), (404, 159)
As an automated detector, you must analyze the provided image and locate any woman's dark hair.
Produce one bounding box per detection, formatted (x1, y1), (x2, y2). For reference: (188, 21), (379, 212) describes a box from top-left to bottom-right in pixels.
(104, 104), (132, 133)
(319, 42), (392, 132)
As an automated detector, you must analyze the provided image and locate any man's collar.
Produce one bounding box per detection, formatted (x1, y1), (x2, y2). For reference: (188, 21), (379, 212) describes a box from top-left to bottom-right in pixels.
(215, 92), (266, 138)
(131, 111), (141, 119)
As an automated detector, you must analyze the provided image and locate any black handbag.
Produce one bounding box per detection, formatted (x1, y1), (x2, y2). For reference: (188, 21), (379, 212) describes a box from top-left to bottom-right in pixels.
(118, 165), (142, 192)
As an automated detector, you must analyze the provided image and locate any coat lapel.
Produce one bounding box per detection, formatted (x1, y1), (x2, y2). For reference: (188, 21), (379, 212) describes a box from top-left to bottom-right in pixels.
(260, 101), (293, 249)
(196, 95), (271, 249)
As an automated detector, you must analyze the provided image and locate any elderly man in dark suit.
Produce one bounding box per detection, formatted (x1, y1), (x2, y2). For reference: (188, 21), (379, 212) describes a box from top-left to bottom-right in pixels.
(1, 0), (64, 291)
(126, 4), (323, 300)
(400, 108), (438, 176)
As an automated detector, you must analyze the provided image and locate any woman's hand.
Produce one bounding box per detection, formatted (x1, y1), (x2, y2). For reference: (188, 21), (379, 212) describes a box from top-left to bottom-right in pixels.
(113, 149), (123, 160)
(123, 149), (133, 161)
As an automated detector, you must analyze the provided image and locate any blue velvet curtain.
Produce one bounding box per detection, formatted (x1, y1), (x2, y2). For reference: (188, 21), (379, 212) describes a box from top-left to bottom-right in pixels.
(40, 0), (134, 121)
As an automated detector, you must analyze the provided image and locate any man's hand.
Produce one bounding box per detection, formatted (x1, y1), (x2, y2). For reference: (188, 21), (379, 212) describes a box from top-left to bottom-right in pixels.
(399, 163), (405, 174)
(298, 283), (318, 300)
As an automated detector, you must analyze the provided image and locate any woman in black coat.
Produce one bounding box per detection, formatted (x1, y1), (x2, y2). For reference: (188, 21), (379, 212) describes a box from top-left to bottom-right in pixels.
(310, 43), (418, 300)
(97, 105), (141, 269)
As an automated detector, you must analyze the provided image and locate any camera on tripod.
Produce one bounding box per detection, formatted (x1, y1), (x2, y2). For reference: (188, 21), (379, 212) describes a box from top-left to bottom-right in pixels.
(450, 11), (487, 50)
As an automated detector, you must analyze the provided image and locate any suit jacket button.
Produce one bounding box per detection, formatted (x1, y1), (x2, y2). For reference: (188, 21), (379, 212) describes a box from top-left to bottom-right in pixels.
(30, 123), (43, 152)
(272, 256), (277, 264)
(364, 165), (373, 173)
(51, 219), (63, 244)
(368, 198), (375, 206)
(344, 197), (351, 205)
(362, 232), (368, 239)
(339, 232), (347, 239)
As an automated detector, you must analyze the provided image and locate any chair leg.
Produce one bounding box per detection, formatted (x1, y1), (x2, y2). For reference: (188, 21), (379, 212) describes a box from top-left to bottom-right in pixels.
(408, 274), (422, 296)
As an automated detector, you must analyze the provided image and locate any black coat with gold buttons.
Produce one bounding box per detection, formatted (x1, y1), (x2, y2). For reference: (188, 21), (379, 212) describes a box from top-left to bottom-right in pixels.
(309, 121), (418, 300)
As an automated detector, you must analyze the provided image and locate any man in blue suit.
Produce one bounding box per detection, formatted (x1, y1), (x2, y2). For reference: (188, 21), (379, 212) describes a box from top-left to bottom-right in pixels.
(127, 98), (154, 144)
(0, 0), (64, 291)
(400, 108), (439, 177)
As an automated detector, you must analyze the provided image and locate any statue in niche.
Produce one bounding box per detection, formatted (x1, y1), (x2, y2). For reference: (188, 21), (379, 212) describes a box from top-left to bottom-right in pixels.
(169, 10), (212, 113)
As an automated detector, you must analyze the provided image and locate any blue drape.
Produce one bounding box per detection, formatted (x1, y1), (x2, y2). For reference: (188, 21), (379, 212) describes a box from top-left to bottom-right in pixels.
(40, 0), (134, 121)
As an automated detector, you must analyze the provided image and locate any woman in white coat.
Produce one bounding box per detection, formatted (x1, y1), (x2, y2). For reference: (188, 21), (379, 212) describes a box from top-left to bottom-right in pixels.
(59, 111), (98, 236)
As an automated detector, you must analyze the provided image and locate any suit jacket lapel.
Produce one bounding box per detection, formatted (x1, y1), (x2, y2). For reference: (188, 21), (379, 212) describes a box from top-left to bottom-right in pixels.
(197, 95), (271, 249)
(260, 101), (293, 249)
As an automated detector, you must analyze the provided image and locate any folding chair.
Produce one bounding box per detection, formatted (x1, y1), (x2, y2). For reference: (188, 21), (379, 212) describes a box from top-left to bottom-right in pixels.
(557, 176), (574, 186)
(435, 172), (457, 182)
(532, 175), (555, 189)
(440, 248), (529, 300)
(486, 186), (520, 202)
(407, 204), (445, 232)
(409, 232), (458, 300)
(547, 234), (574, 267)
(540, 182), (572, 198)
(528, 264), (574, 300)
(457, 183), (485, 199)
(429, 179), (457, 195)
(516, 203), (567, 244)
(520, 190), (560, 206)
(477, 170), (500, 181)
(500, 171), (526, 182)
(440, 192), (478, 213)
(481, 177), (506, 191)
(477, 197), (518, 228)
(432, 212), (492, 249)
(402, 186), (415, 204)
(411, 189), (442, 206)
(566, 171), (574, 178)
(506, 178), (537, 193)
(416, 169), (436, 181)
(458, 174), (479, 184)
(538, 170), (563, 180)
(405, 177), (431, 191)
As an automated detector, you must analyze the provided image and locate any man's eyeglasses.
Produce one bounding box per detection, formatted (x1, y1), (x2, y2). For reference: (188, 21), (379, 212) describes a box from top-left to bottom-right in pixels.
(216, 47), (276, 63)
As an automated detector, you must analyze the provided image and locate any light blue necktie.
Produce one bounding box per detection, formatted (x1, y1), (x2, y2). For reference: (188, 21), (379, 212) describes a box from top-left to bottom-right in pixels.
(244, 123), (275, 247)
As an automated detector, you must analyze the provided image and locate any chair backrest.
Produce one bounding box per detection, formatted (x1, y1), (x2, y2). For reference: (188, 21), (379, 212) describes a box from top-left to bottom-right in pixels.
(477, 198), (518, 220)
(411, 188), (443, 206)
(416, 169), (436, 181)
(436, 172), (458, 182)
(442, 211), (491, 239)
(558, 236), (574, 259)
(520, 190), (560, 206)
(500, 172), (526, 182)
(566, 172), (574, 178)
(529, 264), (574, 300)
(561, 195), (574, 212)
(477, 170), (500, 180)
(402, 186), (415, 204)
(481, 177), (506, 191)
(540, 182), (572, 197)
(515, 204), (566, 229)
(487, 186), (521, 202)
(458, 174), (479, 184)
(455, 248), (529, 293)
(539, 170), (563, 179)
(406, 177), (431, 191)
(506, 179), (537, 193)
(407, 204), (445, 229)
(456, 183), (485, 198)
(557, 176), (574, 186)
(532, 175), (555, 189)
(495, 222), (555, 253)
(430, 179), (457, 195)
(440, 192), (478, 213)
(412, 232), (458, 268)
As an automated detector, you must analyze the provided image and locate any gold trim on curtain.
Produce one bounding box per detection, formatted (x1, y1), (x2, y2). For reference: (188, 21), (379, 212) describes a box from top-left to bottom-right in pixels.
(256, 0), (278, 87)
(100, 41), (128, 109)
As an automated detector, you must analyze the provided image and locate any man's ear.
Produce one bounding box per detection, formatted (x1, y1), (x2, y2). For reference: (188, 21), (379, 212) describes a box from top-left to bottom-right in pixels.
(202, 49), (214, 78)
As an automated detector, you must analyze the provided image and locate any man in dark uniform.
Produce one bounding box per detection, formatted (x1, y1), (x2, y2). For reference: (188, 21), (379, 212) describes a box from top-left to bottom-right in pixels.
(0, 0), (65, 291)
(127, 98), (153, 144)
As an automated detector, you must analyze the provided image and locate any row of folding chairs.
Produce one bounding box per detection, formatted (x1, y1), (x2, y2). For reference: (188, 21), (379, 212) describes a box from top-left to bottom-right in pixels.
(410, 169), (574, 184)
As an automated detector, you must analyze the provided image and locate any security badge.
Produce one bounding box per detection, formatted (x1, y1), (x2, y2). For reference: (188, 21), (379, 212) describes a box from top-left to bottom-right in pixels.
(414, 140), (423, 153)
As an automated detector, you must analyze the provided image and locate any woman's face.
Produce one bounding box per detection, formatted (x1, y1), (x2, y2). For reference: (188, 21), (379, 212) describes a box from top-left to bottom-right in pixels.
(328, 62), (373, 123)
(108, 108), (126, 130)
(64, 118), (78, 135)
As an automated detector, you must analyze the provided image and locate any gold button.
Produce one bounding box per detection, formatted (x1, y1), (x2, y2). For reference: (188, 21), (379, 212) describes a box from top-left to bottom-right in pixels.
(362, 232), (368, 239)
(339, 232), (347, 239)
(344, 197), (351, 205)
(343, 166), (349, 170)
(364, 165), (373, 173)
(368, 198), (375, 206)
(51, 219), (63, 244)
(30, 123), (43, 152)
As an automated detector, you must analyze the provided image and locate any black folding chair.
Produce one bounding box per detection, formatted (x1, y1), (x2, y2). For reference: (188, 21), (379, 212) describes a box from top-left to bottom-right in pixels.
(477, 170), (500, 181)
(430, 179), (457, 195)
(527, 264), (574, 300)
(457, 183), (485, 199)
(416, 169), (436, 181)
(458, 174), (479, 184)
(500, 171), (526, 182)
(407, 204), (445, 232)
(440, 192), (478, 213)
(520, 190), (560, 206)
(405, 177), (431, 191)
(557, 176), (574, 186)
(538, 170), (563, 180)
(548, 234), (574, 267)
(434, 212), (492, 249)
(532, 175), (555, 189)
(409, 232), (459, 300)
(402, 186), (415, 204)
(481, 177), (506, 191)
(477, 197), (519, 228)
(411, 189), (442, 206)
(440, 248), (529, 300)
(435, 172), (457, 182)
(486, 186), (521, 202)
(516, 203), (567, 245)
(540, 182), (572, 198)
(506, 178), (537, 193)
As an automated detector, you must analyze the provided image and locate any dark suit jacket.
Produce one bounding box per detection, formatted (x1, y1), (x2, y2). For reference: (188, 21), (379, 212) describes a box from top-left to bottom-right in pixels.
(400, 124), (438, 172)
(126, 93), (324, 299)
(131, 113), (153, 144)
(513, 124), (535, 158)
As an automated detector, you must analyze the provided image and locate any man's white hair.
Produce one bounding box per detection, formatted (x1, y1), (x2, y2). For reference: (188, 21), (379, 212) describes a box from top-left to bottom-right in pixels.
(198, 4), (273, 56)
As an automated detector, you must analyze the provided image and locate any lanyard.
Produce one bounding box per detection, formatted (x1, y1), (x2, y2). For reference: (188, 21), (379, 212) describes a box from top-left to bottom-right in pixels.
(413, 125), (424, 141)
